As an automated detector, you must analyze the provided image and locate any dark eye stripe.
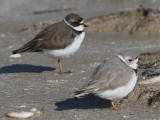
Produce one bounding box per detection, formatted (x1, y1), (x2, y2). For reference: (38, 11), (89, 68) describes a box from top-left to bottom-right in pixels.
(79, 18), (83, 23)
(72, 22), (79, 26)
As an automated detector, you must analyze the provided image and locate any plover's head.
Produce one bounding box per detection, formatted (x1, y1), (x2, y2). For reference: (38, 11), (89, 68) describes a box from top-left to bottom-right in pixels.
(64, 13), (88, 31)
(118, 51), (139, 70)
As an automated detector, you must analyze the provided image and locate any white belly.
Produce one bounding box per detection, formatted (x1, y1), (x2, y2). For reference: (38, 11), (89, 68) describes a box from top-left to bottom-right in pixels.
(47, 32), (85, 58)
(97, 72), (138, 100)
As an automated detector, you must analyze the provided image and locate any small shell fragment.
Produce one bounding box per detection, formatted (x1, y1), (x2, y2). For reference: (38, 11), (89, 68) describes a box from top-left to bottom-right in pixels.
(10, 54), (21, 58)
(5, 108), (42, 119)
(6, 111), (34, 119)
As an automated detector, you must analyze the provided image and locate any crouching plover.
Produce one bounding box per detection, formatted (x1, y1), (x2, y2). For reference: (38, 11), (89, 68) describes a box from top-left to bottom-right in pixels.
(12, 13), (88, 74)
(75, 51), (139, 110)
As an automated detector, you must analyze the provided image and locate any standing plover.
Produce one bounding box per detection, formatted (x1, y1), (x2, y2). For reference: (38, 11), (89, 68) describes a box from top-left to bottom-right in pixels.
(75, 51), (139, 110)
(12, 13), (88, 74)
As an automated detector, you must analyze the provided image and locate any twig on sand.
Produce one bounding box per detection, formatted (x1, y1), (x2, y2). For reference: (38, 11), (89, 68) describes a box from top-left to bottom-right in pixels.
(139, 76), (160, 85)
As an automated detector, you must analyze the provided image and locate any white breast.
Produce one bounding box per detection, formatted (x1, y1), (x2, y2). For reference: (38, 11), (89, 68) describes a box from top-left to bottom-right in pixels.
(97, 72), (138, 100)
(47, 32), (85, 58)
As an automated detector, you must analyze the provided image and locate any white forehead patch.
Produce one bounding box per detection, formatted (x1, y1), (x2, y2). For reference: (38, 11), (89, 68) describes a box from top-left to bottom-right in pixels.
(134, 58), (138, 63)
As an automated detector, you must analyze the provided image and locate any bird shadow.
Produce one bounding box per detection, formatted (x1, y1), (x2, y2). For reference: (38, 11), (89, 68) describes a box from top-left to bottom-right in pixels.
(55, 94), (112, 111)
(0, 64), (55, 74)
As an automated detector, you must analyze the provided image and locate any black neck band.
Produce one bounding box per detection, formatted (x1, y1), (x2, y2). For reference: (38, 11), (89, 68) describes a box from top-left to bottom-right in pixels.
(133, 69), (137, 75)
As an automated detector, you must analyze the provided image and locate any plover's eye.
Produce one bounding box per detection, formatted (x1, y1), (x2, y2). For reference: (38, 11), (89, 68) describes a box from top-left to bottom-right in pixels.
(128, 59), (133, 62)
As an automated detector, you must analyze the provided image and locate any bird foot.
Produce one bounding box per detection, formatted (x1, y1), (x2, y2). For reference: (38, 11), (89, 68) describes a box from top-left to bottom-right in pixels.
(59, 71), (72, 74)
(111, 101), (121, 110)
(112, 106), (121, 110)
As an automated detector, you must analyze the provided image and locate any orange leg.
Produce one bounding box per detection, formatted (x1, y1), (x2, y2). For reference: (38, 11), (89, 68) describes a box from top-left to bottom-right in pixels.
(111, 101), (121, 110)
(57, 59), (72, 74)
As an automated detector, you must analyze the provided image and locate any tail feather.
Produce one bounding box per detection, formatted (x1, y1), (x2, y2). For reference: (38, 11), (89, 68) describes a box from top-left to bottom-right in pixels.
(12, 50), (18, 54)
(12, 40), (37, 54)
(74, 89), (89, 98)
(75, 92), (88, 98)
(75, 85), (98, 98)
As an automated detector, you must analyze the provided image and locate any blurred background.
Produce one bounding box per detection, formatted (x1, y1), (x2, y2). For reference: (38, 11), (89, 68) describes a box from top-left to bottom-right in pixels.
(0, 0), (160, 23)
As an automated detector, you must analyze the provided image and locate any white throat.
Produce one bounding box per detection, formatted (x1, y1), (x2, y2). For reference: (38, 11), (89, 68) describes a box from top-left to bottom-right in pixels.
(64, 19), (84, 31)
(130, 58), (138, 70)
(117, 55), (138, 70)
